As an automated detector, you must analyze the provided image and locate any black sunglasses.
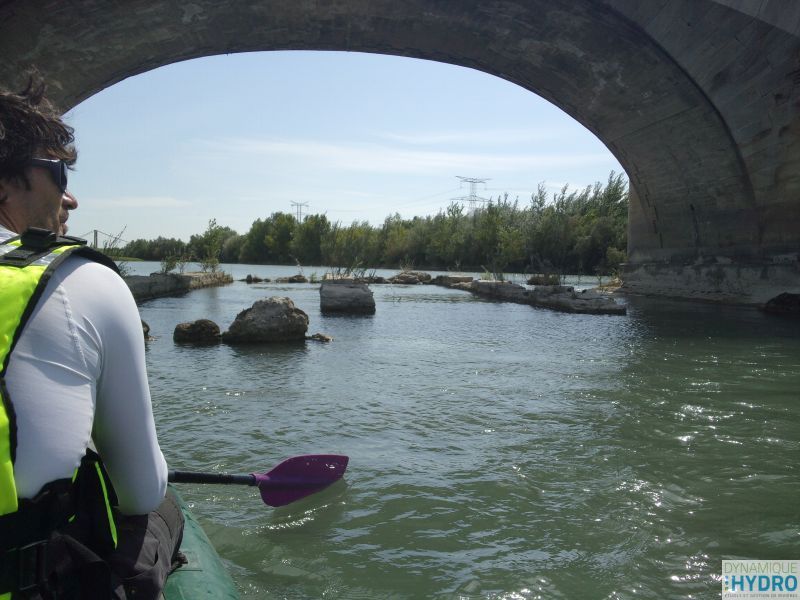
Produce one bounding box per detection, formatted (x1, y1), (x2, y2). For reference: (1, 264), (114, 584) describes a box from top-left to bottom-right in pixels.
(29, 158), (68, 194)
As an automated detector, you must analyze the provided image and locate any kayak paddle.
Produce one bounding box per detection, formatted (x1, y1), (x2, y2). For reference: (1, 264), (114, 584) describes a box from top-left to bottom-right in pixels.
(168, 454), (349, 507)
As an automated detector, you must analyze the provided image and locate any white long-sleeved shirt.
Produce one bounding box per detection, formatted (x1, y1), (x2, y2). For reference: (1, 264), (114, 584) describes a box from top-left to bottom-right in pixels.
(1, 226), (167, 515)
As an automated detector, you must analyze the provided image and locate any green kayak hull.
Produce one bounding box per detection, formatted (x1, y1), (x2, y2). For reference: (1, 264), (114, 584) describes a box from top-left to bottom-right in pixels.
(163, 487), (239, 599)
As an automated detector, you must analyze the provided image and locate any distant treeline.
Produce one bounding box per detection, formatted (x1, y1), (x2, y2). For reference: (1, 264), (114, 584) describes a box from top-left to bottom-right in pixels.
(119, 172), (628, 276)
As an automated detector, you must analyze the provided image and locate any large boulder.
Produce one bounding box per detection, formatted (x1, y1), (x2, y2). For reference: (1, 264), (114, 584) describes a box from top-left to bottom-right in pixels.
(320, 281), (375, 314)
(222, 297), (309, 343)
(174, 319), (221, 344)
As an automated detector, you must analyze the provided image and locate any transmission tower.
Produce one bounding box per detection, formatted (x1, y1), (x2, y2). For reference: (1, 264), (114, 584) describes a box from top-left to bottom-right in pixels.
(452, 176), (491, 212)
(291, 201), (309, 221)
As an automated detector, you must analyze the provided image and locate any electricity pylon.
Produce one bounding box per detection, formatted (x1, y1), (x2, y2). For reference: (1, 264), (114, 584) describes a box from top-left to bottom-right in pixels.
(291, 201), (309, 221)
(452, 176), (491, 212)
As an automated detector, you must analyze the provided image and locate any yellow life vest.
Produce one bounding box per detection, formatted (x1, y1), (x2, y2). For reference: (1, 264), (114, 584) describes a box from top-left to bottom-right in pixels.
(0, 228), (121, 598)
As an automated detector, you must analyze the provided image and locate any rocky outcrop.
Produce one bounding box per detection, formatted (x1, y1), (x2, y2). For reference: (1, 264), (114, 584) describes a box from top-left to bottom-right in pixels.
(174, 319), (221, 344)
(125, 271), (233, 303)
(594, 277), (623, 293)
(388, 271), (432, 285)
(527, 284), (626, 314)
(275, 274), (308, 283)
(433, 274), (473, 287)
(243, 274), (271, 284)
(322, 273), (386, 284)
(762, 292), (800, 316)
(222, 297), (309, 343)
(319, 280), (375, 314)
(453, 280), (627, 315)
(527, 274), (561, 285)
(361, 275), (386, 284)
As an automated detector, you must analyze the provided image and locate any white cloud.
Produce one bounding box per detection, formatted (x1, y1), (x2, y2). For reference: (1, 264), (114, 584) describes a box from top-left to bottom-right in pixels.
(374, 127), (579, 145)
(85, 196), (192, 208)
(188, 136), (612, 176)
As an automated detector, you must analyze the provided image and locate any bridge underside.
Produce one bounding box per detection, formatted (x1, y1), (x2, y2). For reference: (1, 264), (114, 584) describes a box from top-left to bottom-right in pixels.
(0, 0), (798, 303)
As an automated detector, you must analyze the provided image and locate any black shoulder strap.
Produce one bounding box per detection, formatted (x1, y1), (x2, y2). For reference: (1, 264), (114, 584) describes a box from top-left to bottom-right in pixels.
(0, 228), (85, 267)
(0, 227), (120, 274)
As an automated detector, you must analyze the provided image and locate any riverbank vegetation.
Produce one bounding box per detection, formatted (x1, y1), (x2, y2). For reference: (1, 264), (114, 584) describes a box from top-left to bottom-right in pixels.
(120, 172), (628, 277)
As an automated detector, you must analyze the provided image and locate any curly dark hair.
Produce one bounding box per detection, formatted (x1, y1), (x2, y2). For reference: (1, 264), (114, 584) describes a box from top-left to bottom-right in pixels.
(0, 73), (76, 190)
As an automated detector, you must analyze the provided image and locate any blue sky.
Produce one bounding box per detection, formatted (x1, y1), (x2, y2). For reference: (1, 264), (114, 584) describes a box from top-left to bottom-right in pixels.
(64, 51), (623, 244)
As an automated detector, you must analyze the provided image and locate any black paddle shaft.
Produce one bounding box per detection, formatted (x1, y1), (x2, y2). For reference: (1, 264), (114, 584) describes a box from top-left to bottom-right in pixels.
(168, 470), (256, 486)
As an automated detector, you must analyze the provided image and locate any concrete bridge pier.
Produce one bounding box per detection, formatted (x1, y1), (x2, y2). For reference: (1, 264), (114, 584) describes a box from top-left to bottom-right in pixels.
(623, 189), (800, 305)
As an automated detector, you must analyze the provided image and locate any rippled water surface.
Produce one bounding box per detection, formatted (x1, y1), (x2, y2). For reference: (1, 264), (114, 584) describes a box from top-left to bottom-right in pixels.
(134, 263), (800, 599)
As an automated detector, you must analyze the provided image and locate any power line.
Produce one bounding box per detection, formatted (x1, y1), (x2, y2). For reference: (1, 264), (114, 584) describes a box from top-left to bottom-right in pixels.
(392, 186), (463, 210)
(452, 176), (491, 212)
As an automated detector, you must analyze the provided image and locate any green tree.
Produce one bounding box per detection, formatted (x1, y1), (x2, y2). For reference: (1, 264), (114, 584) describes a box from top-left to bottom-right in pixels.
(189, 218), (227, 272)
(239, 218), (271, 264)
(322, 221), (379, 273)
(112, 170), (628, 275)
(380, 214), (412, 266)
(263, 212), (296, 263)
(292, 214), (330, 265)
(220, 234), (245, 263)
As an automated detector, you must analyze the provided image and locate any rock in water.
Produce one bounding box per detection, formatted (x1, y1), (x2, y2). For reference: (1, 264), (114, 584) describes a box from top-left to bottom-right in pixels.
(307, 332), (333, 342)
(222, 297), (309, 343)
(387, 271), (432, 285)
(762, 292), (800, 316)
(319, 281), (376, 314)
(275, 274), (308, 283)
(433, 275), (473, 287)
(174, 319), (221, 344)
(459, 281), (626, 315)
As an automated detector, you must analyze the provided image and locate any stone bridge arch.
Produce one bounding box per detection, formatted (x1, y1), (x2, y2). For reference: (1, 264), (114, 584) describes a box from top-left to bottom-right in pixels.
(1, 0), (797, 303)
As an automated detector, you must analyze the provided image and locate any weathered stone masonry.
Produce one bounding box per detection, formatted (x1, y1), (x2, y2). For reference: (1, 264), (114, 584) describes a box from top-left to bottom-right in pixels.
(1, 0), (797, 304)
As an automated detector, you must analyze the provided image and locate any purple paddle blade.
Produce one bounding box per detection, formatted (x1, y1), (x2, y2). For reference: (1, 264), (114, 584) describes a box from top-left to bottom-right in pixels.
(252, 454), (349, 507)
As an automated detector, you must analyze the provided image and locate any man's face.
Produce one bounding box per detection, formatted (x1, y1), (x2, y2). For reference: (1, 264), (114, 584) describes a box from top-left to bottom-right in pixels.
(0, 158), (77, 235)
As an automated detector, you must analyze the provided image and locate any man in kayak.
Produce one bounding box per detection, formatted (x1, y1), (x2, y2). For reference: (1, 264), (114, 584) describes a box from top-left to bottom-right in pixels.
(0, 75), (183, 598)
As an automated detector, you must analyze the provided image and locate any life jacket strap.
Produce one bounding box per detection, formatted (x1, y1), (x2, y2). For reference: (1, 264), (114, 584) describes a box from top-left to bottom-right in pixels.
(0, 478), (72, 597)
(0, 538), (48, 597)
(0, 478), (74, 553)
(0, 448), (120, 596)
(0, 228), (88, 268)
(0, 228), (119, 275)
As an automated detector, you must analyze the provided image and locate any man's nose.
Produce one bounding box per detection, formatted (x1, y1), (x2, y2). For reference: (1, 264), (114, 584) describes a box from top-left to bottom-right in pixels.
(63, 190), (78, 210)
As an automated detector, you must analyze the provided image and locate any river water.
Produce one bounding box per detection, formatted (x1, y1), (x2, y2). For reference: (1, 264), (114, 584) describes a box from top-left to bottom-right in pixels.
(131, 262), (799, 599)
